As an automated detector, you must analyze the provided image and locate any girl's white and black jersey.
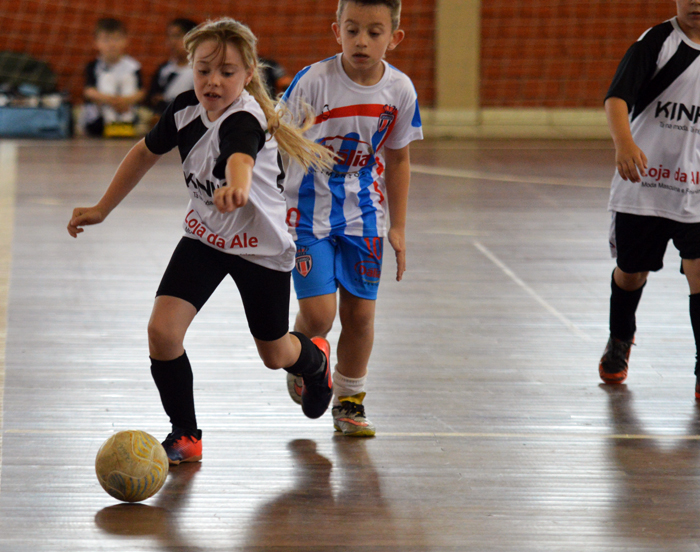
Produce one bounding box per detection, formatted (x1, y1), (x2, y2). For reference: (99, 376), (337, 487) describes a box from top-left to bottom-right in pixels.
(607, 17), (700, 222)
(145, 89), (295, 272)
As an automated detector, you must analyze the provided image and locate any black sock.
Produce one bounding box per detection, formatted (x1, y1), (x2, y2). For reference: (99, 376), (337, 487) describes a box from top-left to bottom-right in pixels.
(690, 294), (700, 375)
(284, 331), (325, 378)
(609, 271), (645, 342)
(150, 352), (197, 432)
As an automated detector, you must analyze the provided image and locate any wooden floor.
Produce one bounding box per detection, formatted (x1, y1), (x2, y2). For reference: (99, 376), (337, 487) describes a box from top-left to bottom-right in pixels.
(1, 137), (699, 551)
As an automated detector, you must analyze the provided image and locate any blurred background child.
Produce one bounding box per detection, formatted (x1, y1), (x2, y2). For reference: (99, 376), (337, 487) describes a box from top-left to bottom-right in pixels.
(82, 18), (145, 137)
(146, 18), (198, 120)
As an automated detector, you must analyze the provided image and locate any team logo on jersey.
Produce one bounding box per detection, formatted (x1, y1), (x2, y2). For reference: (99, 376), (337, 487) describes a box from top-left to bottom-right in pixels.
(295, 248), (312, 277)
(377, 105), (398, 133)
(321, 104), (331, 121)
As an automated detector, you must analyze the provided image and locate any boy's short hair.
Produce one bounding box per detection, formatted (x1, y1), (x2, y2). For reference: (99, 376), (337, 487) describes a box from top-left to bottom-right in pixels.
(95, 18), (126, 36)
(169, 18), (198, 35)
(336, 0), (401, 30)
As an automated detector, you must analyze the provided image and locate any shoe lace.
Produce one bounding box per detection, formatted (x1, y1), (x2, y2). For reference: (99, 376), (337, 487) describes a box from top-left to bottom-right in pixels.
(339, 401), (365, 417)
(163, 428), (196, 446)
(608, 338), (632, 362)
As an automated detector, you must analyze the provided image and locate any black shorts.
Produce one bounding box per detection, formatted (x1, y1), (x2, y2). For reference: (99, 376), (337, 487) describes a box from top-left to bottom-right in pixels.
(610, 212), (700, 273)
(156, 237), (291, 341)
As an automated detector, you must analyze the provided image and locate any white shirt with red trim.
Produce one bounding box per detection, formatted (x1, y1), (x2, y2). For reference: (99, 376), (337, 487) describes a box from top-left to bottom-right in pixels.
(280, 54), (423, 241)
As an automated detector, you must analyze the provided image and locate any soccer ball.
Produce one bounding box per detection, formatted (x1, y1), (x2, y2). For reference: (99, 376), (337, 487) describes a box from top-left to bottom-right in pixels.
(95, 430), (169, 502)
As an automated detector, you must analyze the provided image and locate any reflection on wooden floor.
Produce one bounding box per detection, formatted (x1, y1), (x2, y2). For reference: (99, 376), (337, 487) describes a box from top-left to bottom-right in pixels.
(1, 138), (700, 551)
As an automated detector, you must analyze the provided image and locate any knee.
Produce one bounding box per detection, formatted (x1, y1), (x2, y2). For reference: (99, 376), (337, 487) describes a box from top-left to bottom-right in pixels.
(297, 309), (334, 337)
(148, 319), (182, 358)
(339, 305), (374, 334)
(614, 268), (648, 292)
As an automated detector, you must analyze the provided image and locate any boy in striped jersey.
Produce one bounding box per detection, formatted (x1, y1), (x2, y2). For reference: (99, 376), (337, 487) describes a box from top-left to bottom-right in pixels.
(281, 0), (423, 436)
(600, 0), (700, 394)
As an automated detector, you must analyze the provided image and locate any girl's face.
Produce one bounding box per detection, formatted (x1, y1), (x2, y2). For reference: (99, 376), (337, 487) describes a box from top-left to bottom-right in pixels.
(332, 2), (404, 85)
(192, 39), (253, 121)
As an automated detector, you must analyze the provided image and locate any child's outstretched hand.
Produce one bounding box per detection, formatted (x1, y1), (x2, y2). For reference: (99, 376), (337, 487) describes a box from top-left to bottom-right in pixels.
(615, 139), (648, 183)
(214, 185), (248, 213)
(67, 206), (107, 238)
(388, 227), (406, 282)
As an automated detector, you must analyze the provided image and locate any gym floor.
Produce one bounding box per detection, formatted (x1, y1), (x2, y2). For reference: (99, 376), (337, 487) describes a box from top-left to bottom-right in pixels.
(0, 137), (698, 551)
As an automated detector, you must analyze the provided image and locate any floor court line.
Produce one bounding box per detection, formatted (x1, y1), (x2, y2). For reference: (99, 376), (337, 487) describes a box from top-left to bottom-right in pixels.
(3, 428), (698, 441)
(0, 141), (17, 496)
(472, 240), (593, 342)
(411, 163), (609, 188)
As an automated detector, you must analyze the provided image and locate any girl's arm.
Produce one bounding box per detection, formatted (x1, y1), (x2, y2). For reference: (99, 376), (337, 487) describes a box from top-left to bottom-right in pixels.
(213, 153), (255, 213)
(605, 96), (648, 183)
(383, 144), (411, 282)
(67, 139), (161, 237)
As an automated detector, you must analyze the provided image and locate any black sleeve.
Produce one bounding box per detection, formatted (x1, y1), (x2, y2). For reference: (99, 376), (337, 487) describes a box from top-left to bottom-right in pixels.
(147, 63), (167, 102)
(213, 111), (266, 180)
(144, 96), (179, 154)
(84, 60), (98, 88)
(605, 22), (674, 110)
(135, 68), (143, 90)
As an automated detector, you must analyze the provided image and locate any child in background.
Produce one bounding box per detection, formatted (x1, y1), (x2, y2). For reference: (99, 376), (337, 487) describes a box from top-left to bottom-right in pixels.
(147, 18), (198, 118)
(68, 18), (335, 465)
(259, 57), (292, 98)
(281, 0), (423, 436)
(599, 0), (700, 394)
(82, 18), (145, 137)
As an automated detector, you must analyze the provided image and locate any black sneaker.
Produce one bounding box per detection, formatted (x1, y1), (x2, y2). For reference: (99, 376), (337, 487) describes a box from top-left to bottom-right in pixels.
(301, 337), (333, 419)
(162, 428), (202, 465)
(599, 335), (634, 384)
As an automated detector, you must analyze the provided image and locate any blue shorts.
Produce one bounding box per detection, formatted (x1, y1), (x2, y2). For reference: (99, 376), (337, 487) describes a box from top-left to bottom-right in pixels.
(293, 235), (383, 300)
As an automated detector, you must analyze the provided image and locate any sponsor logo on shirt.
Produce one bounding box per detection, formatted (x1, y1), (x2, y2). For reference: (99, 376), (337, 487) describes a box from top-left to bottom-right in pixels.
(184, 209), (259, 250)
(319, 135), (375, 169)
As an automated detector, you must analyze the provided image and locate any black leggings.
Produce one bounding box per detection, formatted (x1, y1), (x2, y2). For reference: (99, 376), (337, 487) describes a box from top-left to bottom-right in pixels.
(156, 237), (291, 341)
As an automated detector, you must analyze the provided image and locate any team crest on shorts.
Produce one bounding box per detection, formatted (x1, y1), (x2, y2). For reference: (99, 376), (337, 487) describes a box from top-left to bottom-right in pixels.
(296, 254), (312, 277)
(378, 105), (398, 133)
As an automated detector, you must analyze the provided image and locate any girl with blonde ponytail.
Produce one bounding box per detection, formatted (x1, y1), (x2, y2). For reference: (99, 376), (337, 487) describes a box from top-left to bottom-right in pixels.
(67, 17), (337, 465)
(183, 17), (333, 172)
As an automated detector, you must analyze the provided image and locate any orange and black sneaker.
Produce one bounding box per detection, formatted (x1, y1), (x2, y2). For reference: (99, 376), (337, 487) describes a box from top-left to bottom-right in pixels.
(162, 428), (202, 465)
(599, 335), (634, 384)
(301, 337), (333, 419)
(695, 375), (700, 401)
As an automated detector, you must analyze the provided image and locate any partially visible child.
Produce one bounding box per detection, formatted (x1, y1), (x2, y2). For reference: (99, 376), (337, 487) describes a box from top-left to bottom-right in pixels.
(259, 57), (292, 98)
(280, 0), (423, 436)
(68, 18), (336, 465)
(599, 0), (700, 394)
(147, 18), (198, 118)
(82, 18), (145, 137)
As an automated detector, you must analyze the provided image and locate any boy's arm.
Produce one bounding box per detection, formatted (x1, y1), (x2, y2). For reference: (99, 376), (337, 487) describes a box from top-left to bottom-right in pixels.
(605, 96), (648, 183)
(384, 144), (411, 282)
(68, 139), (161, 237)
(213, 153), (255, 213)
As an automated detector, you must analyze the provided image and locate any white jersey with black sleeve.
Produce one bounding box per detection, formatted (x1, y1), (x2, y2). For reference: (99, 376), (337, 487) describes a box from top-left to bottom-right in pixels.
(145, 89), (295, 272)
(607, 17), (700, 222)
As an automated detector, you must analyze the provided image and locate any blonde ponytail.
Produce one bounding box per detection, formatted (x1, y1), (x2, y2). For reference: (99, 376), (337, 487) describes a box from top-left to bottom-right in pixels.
(184, 18), (335, 173)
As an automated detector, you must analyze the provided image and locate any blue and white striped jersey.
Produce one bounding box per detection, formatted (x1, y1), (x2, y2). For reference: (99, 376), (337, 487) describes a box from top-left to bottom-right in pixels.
(281, 54), (423, 241)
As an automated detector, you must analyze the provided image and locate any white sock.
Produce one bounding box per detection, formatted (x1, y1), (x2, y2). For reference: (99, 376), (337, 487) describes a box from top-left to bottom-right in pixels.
(332, 368), (366, 406)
